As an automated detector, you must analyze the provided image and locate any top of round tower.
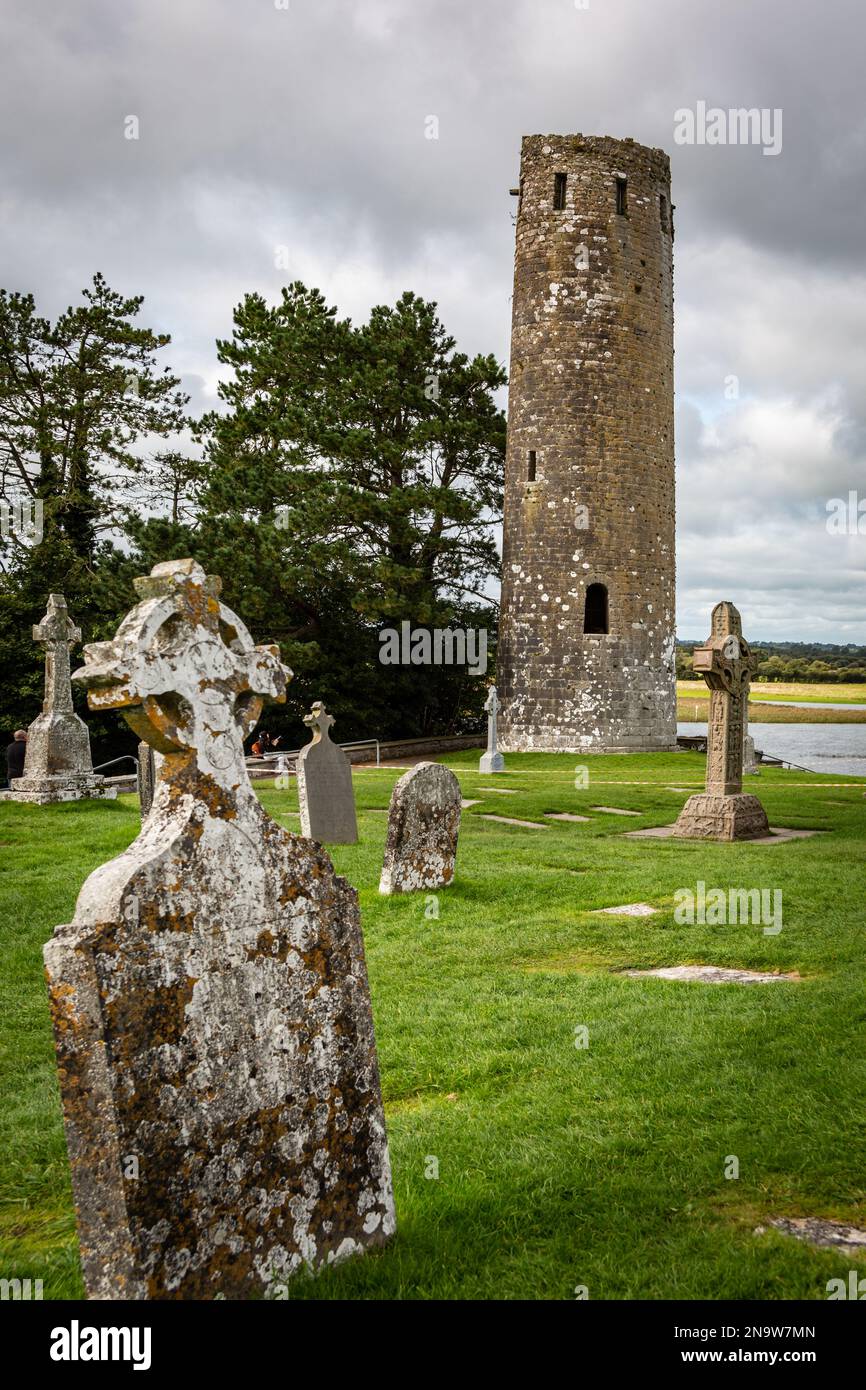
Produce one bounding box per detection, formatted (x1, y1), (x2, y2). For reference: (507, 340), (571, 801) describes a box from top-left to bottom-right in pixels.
(520, 134), (670, 178)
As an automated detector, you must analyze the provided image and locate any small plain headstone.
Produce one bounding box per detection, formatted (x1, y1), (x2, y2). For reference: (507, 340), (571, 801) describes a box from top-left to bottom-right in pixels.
(743, 698), (758, 775)
(297, 701), (358, 844)
(379, 762), (462, 894)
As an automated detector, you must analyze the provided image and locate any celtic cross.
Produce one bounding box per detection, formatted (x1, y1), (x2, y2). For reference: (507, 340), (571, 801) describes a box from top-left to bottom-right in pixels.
(692, 601), (757, 796)
(34, 593), (80, 715)
(73, 559), (291, 795)
(484, 685), (501, 753)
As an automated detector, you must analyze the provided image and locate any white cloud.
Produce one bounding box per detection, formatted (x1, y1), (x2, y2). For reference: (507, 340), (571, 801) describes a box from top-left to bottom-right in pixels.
(1, 0), (864, 638)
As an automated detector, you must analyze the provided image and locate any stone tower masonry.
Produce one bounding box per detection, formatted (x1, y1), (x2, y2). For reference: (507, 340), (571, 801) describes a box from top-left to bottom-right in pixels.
(497, 134), (677, 752)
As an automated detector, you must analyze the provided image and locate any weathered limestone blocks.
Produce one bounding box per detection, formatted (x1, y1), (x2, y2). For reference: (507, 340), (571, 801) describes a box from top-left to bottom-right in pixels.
(2, 594), (115, 803)
(43, 560), (394, 1300)
(297, 701), (358, 844)
(379, 762), (462, 895)
(498, 134), (677, 752)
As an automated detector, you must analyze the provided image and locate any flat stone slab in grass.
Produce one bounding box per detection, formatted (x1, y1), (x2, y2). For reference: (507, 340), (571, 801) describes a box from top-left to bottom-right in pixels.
(477, 786), (518, 794)
(762, 1217), (866, 1251)
(624, 965), (801, 984)
(590, 805), (642, 816)
(480, 814), (548, 829)
(593, 902), (657, 917)
(544, 812), (591, 823)
(461, 799), (482, 808)
(624, 824), (823, 845)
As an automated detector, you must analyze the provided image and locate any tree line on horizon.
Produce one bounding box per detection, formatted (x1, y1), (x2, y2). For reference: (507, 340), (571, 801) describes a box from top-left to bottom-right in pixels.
(675, 641), (866, 683)
(0, 274), (506, 761)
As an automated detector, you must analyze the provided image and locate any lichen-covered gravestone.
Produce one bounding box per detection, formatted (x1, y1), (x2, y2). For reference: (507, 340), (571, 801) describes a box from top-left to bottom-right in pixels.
(379, 762), (462, 895)
(673, 601), (769, 841)
(1, 594), (115, 804)
(297, 701), (358, 844)
(479, 685), (506, 774)
(43, 560), (394, 1300)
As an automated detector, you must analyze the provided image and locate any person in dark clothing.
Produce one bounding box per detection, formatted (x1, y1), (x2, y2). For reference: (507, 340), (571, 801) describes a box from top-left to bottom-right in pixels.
(6, 729), (27, 781)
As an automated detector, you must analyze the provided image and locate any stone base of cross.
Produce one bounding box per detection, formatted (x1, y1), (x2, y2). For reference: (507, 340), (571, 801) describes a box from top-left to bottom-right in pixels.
(1, 767), (117, 805)
(673, 601), (770, 842)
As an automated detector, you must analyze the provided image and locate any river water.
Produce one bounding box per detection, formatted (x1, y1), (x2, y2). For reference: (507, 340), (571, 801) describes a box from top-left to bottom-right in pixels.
(677, 722), (866, 778)
(759, 700), (866, 711)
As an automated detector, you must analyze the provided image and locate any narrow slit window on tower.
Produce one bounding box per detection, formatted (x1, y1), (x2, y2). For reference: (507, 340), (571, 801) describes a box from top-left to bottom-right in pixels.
(584, 582), (609, 634)
(527, 449), (537, 482)
(553, 172), (567, 210)
(659, 193), (669, 233)
(615, 177), (628, 216)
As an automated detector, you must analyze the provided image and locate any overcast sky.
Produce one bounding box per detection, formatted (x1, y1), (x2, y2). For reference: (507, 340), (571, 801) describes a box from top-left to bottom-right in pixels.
(2, 0), (865, 641)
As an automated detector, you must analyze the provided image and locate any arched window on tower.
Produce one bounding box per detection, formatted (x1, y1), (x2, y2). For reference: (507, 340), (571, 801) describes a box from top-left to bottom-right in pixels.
(584, 583), (609, 635)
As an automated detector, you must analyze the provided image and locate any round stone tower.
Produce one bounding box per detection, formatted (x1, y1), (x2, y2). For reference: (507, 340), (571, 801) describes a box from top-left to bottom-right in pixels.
(497, 133), (677, 752)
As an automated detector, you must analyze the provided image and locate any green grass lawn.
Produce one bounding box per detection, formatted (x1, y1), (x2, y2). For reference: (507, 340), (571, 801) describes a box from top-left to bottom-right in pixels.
(2, 750), (866, 1300)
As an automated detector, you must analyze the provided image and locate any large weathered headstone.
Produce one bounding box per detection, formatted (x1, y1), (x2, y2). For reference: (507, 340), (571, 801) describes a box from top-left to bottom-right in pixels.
(1, 594), (115, 804)
(43, 560), (394, 1300)
(379, 762), (462, 894)
(673, 602), (770, 841)
(479, 685), (506, 774)
(297, 701), (358, 844)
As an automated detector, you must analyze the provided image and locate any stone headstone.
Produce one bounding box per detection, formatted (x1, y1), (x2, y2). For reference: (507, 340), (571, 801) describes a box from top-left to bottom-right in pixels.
(742, 699), (758, 774)
(297, 701), (358, 844)
(136, 741), (163, 819)
(1, 594), (115, 804)
(43, 560), (394, 1300)
(479, 685), (505, 774)
(379, 762), (462, 894)
(673, 602), (769, 841)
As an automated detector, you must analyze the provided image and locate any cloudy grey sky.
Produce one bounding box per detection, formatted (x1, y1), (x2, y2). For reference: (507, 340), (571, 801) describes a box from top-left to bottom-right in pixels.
(3, 0), (865, 640)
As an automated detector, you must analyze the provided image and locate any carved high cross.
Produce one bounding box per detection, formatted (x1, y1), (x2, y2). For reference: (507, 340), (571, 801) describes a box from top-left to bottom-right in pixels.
(691, 601), (757, 796)
(34, 594), (80, 716)
(73, 560), (292, 794)
(303, 702), (335, 743)
(484, 685), (501, 753)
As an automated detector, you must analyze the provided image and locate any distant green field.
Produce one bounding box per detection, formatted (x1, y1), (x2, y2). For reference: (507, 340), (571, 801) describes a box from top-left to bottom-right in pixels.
(2, 751), (865, 1300)
(677, 697), (866, 724)
(679, 680), (866, 706)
